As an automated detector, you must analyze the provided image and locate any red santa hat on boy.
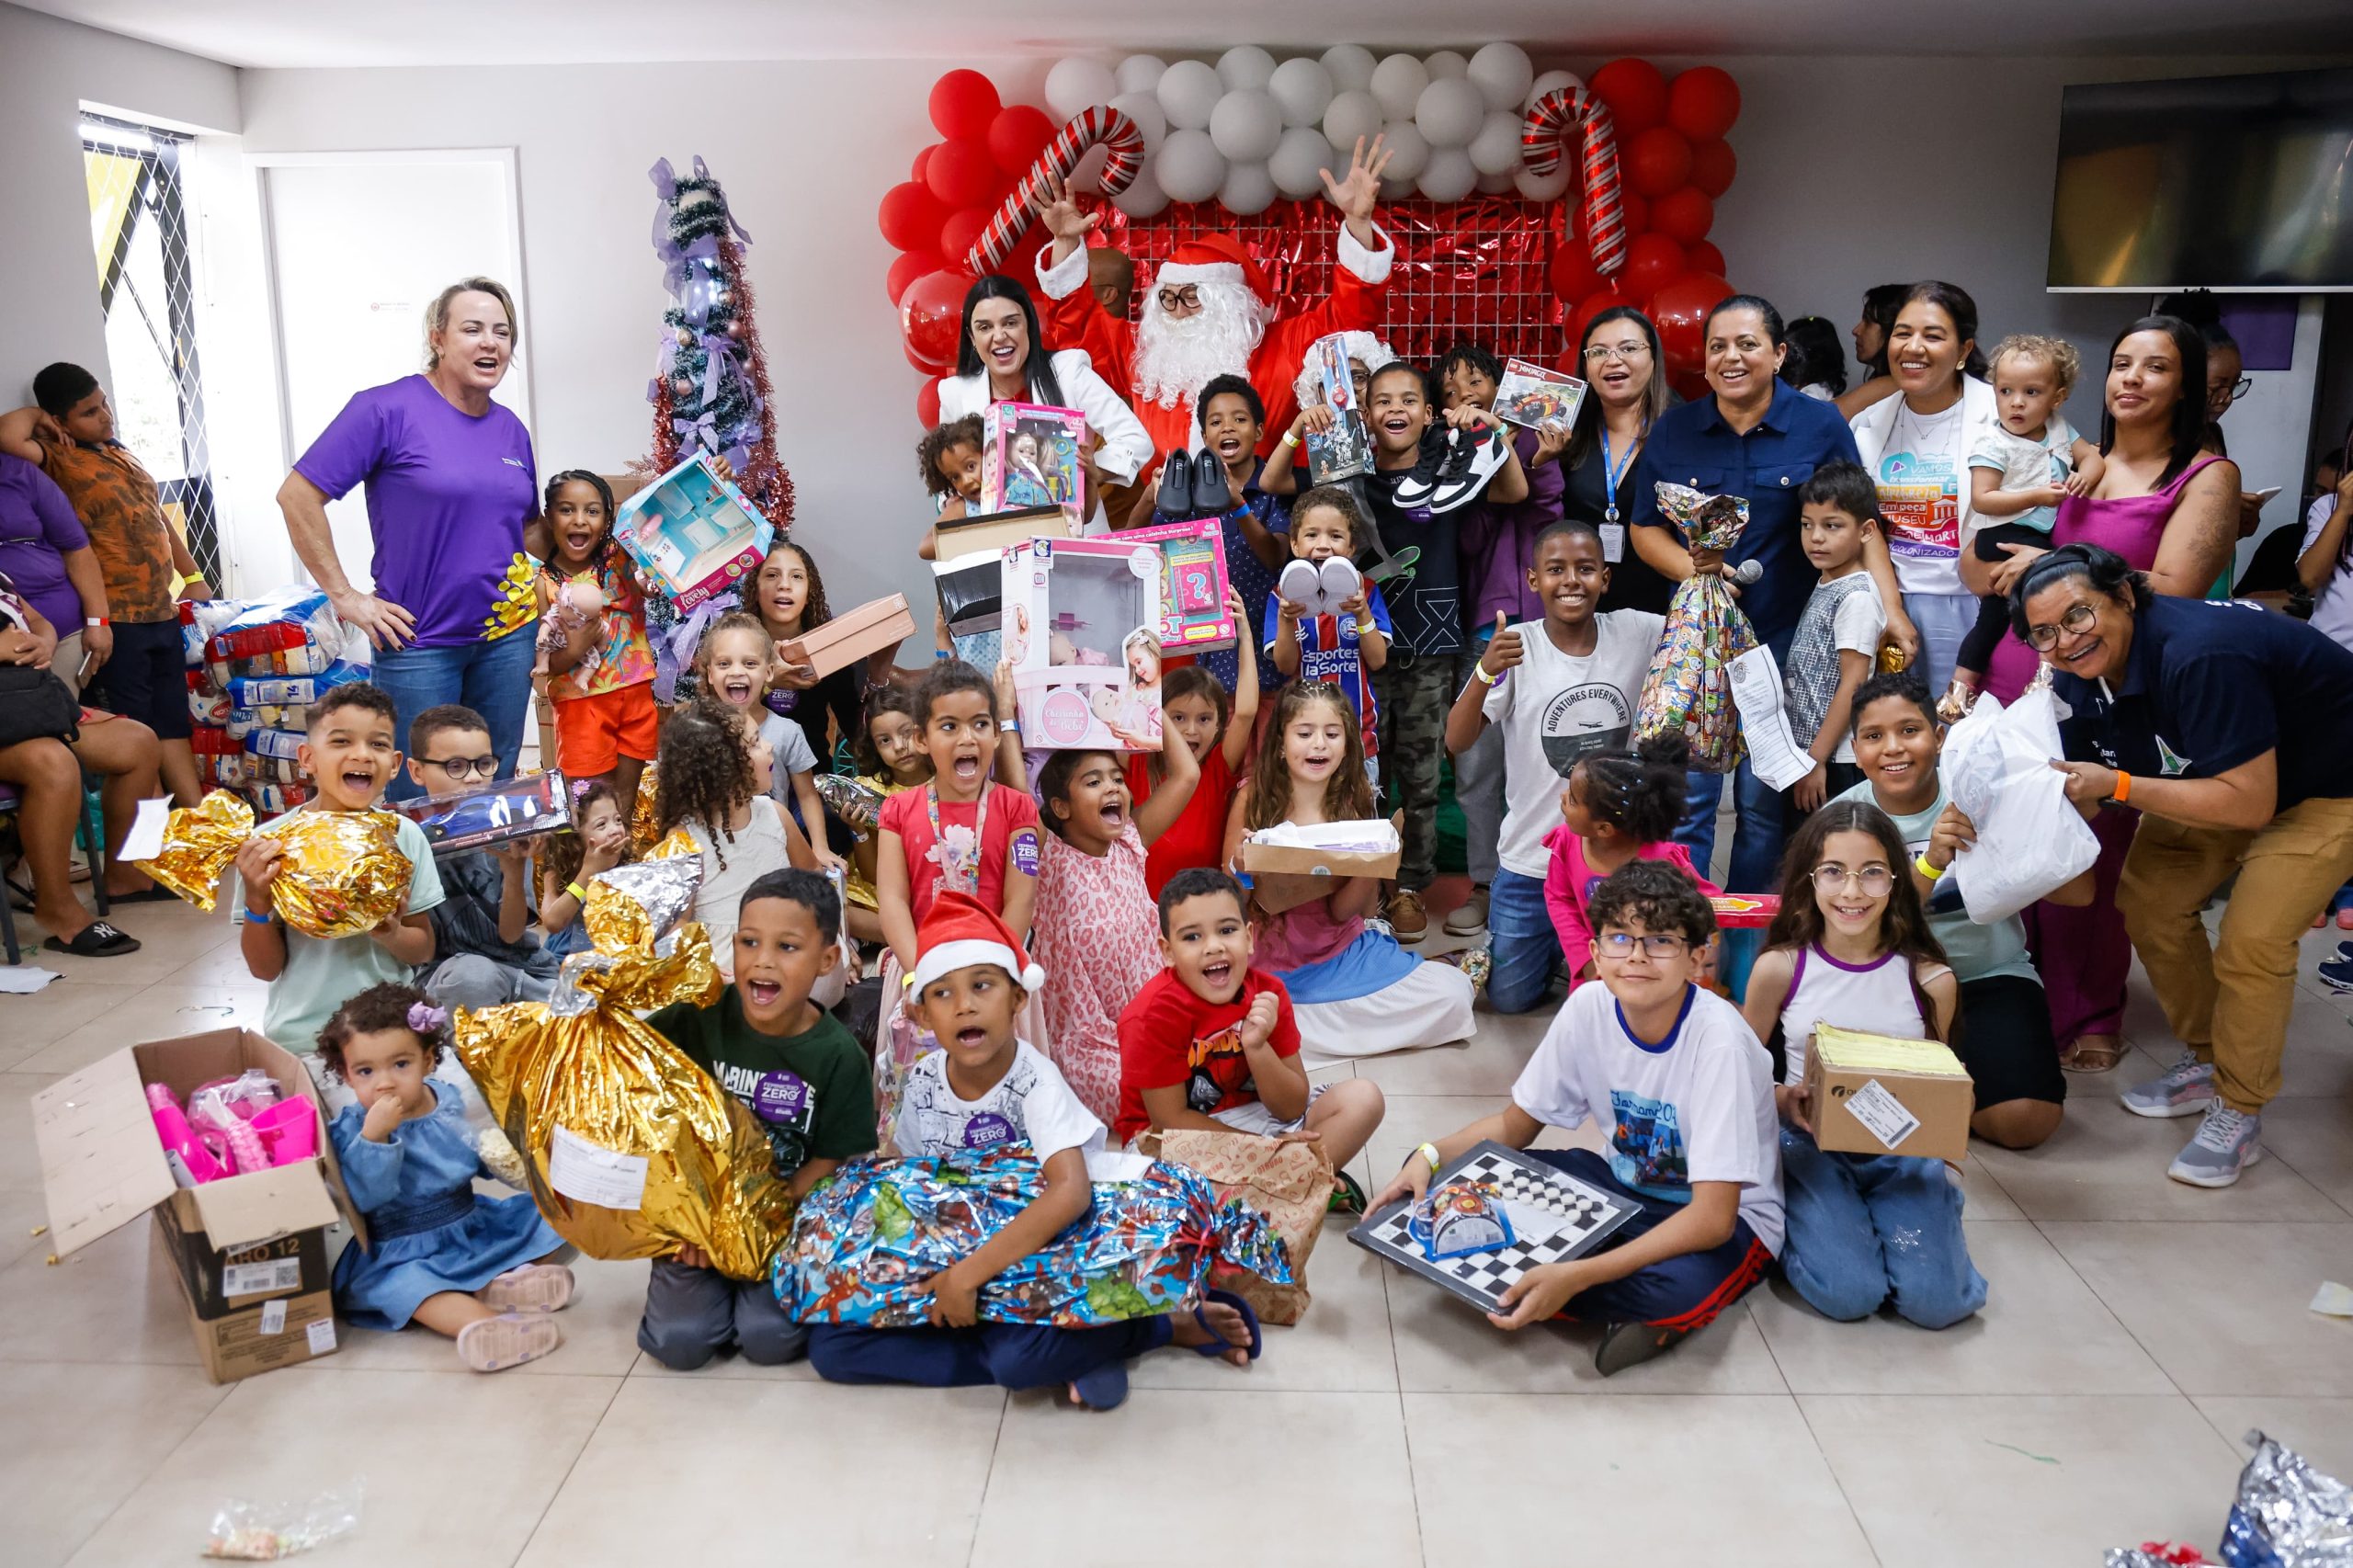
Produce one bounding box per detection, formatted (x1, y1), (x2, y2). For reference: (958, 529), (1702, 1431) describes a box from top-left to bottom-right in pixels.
(909, 890), (1046, 994)
(1151, 233), (1272, 309)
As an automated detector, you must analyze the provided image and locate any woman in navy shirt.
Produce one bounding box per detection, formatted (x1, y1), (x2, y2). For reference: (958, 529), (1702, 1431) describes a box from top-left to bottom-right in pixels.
(1629, 295), (1908, 894)
(2022, 543), (2353, 1188)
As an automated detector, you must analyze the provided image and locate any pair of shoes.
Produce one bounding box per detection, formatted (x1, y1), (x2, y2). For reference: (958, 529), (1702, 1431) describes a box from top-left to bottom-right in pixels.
(1391, 425), (1511, 515)
(1154, 449), (1234, 519)
(1385, 889), (1428, 945)
(2166, 1104), (2263, 1187)
(1443, 885), (1489, 937)
(2317, 951), (2353, 994)
(1593, 1319), (1692, 1376)
(2119, 1049), (2212, 1119)
(1277, 556), (1363, 619)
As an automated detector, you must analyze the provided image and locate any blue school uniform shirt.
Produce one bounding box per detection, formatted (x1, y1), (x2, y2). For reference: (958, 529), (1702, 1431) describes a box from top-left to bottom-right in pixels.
(1261, 586), (1391, 759)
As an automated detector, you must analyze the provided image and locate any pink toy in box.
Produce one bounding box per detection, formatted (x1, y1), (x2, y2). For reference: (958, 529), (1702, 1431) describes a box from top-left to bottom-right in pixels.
(614, 452), (777, 612)
(1121, 517), (1237, 654)
(1000, 538), (1164, 752)
(981, 403), (1088, 530)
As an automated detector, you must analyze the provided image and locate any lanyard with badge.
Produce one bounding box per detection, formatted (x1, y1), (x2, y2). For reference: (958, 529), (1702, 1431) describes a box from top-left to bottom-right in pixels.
(1597, 423), (1645, 563)
(926, 783), (987, 894)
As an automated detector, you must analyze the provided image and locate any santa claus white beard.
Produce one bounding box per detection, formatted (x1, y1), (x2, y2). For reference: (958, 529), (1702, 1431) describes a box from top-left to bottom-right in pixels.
(1131, 281), (1270, 411)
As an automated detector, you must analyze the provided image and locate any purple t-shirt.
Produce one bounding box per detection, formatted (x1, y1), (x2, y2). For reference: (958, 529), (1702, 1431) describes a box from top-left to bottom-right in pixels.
(0, 450), (91, 638)
(294, 375), (540, 648)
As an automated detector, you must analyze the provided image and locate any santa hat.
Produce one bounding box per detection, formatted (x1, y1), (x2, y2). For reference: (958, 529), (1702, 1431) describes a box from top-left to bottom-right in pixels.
(1154, 233), (1271, 307)
(909, 890), (1046, 994)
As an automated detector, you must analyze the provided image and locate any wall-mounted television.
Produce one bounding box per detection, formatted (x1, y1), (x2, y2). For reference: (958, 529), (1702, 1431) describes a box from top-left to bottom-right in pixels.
(2049, 67), (2353, 292)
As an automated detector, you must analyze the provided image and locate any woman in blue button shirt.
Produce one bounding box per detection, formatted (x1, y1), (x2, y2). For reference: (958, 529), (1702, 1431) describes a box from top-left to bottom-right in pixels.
(1630, 295), (1912, 894)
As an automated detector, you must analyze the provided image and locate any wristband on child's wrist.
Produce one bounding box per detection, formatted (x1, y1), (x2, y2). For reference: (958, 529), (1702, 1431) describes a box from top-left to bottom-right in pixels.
(1416, 1142), (1442, 1175)
(1915, 853), (1945, 881)
(1471, 663), (1499, 686)
(565, 881), (587, 902)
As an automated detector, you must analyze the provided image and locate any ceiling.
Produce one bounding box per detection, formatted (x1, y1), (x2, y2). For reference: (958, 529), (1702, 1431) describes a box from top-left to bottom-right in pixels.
(21, 0), (2353, 67)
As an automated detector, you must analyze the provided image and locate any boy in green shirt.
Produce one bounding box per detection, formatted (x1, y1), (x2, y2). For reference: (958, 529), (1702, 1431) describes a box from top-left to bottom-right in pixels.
(640, 868), (875, 1369)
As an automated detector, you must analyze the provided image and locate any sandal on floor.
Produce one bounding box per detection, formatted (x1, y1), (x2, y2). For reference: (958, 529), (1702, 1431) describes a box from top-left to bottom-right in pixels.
(43, 920), (141, 958)
(476, 1263), (575, 1313)
(455, 1312), (563, 1372)
(2060, 1034), (2125, 1074)
(1328, 1170), (1369, 1214)
(1188, 1289), (1262, 1361)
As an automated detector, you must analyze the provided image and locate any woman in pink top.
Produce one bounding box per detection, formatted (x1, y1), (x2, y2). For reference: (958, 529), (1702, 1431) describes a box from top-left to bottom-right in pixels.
(1544, 739), (1722, 986)
(1961, 315), (2238, 1072)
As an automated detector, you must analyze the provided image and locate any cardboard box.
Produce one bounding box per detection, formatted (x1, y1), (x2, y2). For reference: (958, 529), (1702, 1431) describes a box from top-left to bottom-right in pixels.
(935, 504), (1070, 563)
(1000, 538), (1164, 752)
(34, 1028), (365, 1383)
(1495, 357), (1589, 435)
(1241, 815), (1404, 914)
(777, 593), (917, 679)
(981, 402), (1088, 528)
(1122, 517), (1238, 654)
(615, 452), (775, 612)
(1803, 1023), (1975, 1163)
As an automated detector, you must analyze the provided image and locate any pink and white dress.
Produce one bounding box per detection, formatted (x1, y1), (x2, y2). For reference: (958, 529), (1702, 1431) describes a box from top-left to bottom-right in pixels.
(1031, 823), (1163, 1123)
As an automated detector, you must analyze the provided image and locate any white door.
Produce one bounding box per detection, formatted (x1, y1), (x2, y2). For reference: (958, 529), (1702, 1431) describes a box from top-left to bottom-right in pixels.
(256, 151), (532, 591)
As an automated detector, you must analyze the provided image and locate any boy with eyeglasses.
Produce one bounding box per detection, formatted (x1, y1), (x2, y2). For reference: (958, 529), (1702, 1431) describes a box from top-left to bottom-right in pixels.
(1372, 859), (1781, 1376)
(404, 703), (563, 1011)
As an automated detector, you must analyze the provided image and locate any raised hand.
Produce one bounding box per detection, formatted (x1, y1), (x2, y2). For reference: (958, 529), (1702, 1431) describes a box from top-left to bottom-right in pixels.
(1320, 135), (1392, 226)
(1478, 612), (1524, 679)
(1039, 172), (1100, 262)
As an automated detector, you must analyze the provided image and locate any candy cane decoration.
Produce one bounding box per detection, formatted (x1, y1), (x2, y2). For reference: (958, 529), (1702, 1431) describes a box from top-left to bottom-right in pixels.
(964, 106), (1145, 276)
(1520, 88), (1626, 277)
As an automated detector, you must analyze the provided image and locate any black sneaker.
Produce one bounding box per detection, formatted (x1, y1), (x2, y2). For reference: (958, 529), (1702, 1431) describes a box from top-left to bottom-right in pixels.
(1191, 449), (1233, 515)
(1593, 1319), (1691, 1377)
(1156, 449), (1194, 518)
(2318, 952), (2353, 994)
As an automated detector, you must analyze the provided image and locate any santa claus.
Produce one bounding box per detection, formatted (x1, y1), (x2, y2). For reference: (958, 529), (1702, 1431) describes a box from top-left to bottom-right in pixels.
(1031, 137), (1396, 464)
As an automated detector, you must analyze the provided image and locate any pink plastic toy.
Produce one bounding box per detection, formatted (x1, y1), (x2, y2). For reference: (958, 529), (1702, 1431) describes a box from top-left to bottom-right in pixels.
(146, 1082), (229, 1185)
(248, 1096), (319, 1167)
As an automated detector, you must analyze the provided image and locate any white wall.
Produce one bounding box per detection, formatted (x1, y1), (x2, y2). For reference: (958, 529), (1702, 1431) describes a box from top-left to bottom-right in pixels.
(235, 50), (2345, 613)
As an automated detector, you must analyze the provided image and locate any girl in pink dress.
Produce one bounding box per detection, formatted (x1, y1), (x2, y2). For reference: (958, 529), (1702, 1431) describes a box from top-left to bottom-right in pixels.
(1544, 733), (1722, 988)
(1030, 730), (1201, 1123)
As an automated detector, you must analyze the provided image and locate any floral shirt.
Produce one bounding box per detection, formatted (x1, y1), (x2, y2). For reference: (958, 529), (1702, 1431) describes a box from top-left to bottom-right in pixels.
(540, 560), (656, 699)
(35, 436), (176, 622)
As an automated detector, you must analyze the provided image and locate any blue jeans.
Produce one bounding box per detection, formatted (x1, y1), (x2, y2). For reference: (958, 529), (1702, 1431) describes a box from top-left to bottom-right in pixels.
(806, 1316), (1172, 1390)
(1528, 1149), (1773, 1328)
(1486, 867), (1563, 1014)
(371, 630), (539, 801)
(1778, 1127), (1986, 1329)
(1903, 591), (1977, 699)
(1675, 757), (1790, 895)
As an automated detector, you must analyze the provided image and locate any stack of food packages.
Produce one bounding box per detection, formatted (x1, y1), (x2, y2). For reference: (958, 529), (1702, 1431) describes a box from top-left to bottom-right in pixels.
(179, 590), (371, 815)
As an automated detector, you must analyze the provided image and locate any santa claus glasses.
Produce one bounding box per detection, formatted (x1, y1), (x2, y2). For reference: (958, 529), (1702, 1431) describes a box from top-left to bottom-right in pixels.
(1154, 285), (1204, 313)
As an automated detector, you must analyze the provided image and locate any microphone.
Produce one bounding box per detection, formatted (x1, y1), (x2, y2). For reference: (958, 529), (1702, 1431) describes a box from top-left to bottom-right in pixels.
(1732, 559), (1763, 585)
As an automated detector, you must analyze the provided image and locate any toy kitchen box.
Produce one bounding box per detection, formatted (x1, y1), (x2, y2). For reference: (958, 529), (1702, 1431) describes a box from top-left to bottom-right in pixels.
(34, 1028), (366, 1383)
(615, 451), (775, 612)
(1122, 517), (1238, 654)
(1000, 537), (1165, 752)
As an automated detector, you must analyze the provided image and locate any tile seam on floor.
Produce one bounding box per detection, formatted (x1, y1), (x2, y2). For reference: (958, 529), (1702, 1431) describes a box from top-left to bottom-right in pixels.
(961, 1386), (1012, 1568)
(2026, 1211), (2209, 1410)
(52, 1368), (242, 1567)
(1371, 1260), (1431, 1568)
(1784, 1382), (1891, 1568)
(506, 1364), (636, 1568)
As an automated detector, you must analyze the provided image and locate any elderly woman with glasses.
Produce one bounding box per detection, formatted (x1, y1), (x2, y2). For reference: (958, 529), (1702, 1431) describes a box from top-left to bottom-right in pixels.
(2018, 543), (2353, 1188)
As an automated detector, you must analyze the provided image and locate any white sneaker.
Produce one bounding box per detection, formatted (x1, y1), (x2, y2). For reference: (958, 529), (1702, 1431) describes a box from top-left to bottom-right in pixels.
(1444, 886), (1489, 937)
(2166, 1104), (2262, 1187)
(2119, 1050), (2213, 1119)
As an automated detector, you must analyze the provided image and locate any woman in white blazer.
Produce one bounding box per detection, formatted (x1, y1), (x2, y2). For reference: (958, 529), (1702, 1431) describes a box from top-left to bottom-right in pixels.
(1848, 280), (2000, 693)
(937, 276), (1154, 535)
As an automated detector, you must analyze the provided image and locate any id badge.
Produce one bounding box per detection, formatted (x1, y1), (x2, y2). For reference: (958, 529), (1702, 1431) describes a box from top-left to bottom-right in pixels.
(1600, 521), (1626, 563)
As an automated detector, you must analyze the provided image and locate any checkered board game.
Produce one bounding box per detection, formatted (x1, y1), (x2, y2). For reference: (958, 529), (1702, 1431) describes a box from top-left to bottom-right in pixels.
(1348, 1142), (1642, 1312)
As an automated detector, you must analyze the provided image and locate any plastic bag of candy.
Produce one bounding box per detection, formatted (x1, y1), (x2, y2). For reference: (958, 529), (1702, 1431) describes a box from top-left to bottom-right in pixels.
(203, 1479), (362, 1560)
(1634, 483), (1758, 773)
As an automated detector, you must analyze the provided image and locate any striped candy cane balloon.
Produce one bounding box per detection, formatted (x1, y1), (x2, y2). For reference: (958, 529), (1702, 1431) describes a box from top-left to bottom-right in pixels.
(964, 106), (1145, 276)
(1520, 88), (1626, 277)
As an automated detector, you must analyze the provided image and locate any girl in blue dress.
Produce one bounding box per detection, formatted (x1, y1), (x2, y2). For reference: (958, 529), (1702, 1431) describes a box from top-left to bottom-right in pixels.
(321, 983), (576, 1372)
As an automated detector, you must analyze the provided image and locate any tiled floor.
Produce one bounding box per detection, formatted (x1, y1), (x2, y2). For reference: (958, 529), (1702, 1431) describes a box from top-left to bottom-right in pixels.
(6, 895), (2353, 1567)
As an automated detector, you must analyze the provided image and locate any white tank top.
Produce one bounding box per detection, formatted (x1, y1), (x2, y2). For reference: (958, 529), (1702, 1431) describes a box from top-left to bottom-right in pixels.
(1776, 943), (1946, 1085)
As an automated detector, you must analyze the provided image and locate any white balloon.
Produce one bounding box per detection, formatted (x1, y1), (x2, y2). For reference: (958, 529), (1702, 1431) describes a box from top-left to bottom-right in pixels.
(1216, 45), (1277, 92)
(1369, 53), (1429, 120)
(1515, 165), (1571, 201)
(1415, 76), (1484, 148)
(1476, 167), (1518, 195)
(1219, 160), (1278, 215)
(1320, 43), (1376, 92)
(1158, 59), (1223, 131)
(1269, 125), (1336, 199)
(1112, 164), (1169, 219)
(1466, 42), (1534, 111)
(1109, 90), (1167, 153)
(1468, 110), (1522, 176)
(1155, 127), (1227, 203)
(1526, 68), (1585, 111)
(1376, 119), (1428, 180)
(1322, 88), (1383, 152)
(1425, 50), (1469, 80)
(1044, 57), (1118, 122)
(1116, 54), (1167, 95)
(1416, 147), (1477, 201)
(1267, 56), (1335, 127)
(1209, 88), (1282, 162)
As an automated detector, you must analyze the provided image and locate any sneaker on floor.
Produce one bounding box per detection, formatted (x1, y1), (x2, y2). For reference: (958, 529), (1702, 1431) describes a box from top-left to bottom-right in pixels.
(1385, 889), (1429, 945)
(2319, 953), (2353, 994)
(476, 1262), (575, 1313)
(456, 1312), (563, 1372)
(1443, 885), (1489, 937)
(1593, 1319), (1691, 1377)
(2166, 1104), (2263, 1187)
(2119, 1050), (2214, 1119)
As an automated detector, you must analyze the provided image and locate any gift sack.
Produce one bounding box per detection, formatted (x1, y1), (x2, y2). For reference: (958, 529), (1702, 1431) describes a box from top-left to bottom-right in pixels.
(1939, 669), (2100, 925)
(1141, 1128), (1329, 1324)
(1634, 483), (1758, 774)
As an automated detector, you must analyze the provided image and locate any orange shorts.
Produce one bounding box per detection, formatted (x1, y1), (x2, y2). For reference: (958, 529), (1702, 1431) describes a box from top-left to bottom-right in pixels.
(551, 683), (660, 778)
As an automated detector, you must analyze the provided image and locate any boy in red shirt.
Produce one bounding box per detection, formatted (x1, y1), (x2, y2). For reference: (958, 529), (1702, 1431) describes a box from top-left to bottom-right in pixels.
(1115, 868), (1386, 1206)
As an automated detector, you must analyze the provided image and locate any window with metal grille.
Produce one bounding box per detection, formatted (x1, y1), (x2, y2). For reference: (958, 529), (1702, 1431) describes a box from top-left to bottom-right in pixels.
(80, 111), (221, 585)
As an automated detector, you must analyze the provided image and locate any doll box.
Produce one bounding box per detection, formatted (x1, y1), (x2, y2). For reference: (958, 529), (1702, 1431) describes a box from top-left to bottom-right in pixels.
(1301, 334), (1371, 485)
(614, 452), (776, 613)
(1803, 1024), (1975, 1163)
(981, 402), (1089, 528)
(776, 594), (917, 679)
(32, 1028), (367, 1382)
(1121, 517), (1239, 653)
(999, 538), (1165, 752)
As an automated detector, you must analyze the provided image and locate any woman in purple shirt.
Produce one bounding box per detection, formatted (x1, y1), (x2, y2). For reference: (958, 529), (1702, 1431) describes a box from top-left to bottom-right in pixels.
(0, 449), (113, 697)
(277, 278), (540, 797)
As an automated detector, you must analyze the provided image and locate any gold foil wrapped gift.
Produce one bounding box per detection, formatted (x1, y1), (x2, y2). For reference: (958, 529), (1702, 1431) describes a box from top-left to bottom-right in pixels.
(136, 789), (411, 939)
(451, 855), (795, 1280)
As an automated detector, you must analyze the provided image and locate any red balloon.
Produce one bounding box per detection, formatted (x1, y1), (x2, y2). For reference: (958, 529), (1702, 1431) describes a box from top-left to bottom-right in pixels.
(1625, 127), (1692, 199)
(1687, 240), (1727, 277)
(905, 336), (950, 377)
(1648, 271), (1734, 377)
(1667, 67), (1742, 142)
(1669, 369), (1711, 403)
(1620, 190), (1649, 237)
(1548, 243), (1606, 307)
(938, 207), (991, 270)
(916, 380), (943, 429)
(929, 69), (1001, 141)
(926, 137), (995, 209)
(1651, 187), (1715, 246)
(1689, 138), (1736, 199)
(901, 268), (969, 371)
(1589, 58), (1669, 135)
(877, 181), (948, 253)
(912, 143), (938, 184)
(989, 105), (1056, 176)
(887, 249), (945, 306)
(1620, 233), (1686, 301)
(1569, 289), (1632, 348)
